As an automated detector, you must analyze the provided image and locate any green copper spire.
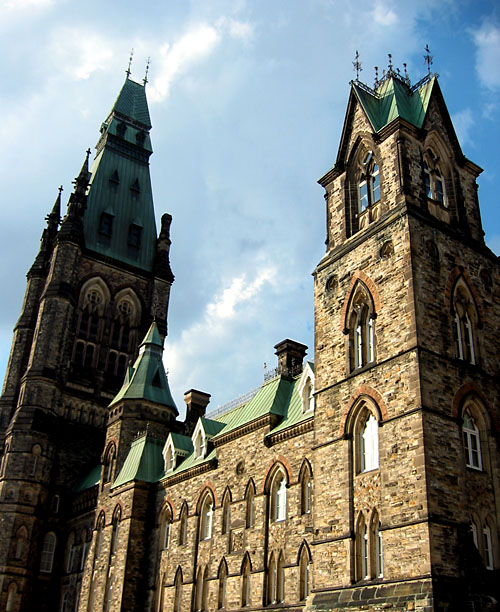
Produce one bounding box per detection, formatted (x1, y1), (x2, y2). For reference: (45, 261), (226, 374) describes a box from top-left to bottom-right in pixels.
(83, 77), (157, 271)
(109, 322), (177, 412)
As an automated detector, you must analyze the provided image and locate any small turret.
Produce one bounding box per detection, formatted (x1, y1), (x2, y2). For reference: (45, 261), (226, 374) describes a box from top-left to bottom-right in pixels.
(28, 187), (62, 277)
(58, 149), (90, 245)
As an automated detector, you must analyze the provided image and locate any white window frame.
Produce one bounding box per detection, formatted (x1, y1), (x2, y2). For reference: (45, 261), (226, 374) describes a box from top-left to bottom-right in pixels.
(274, 477), (287, 522)
(463, 412), (482, 470)
(360, 414), (379, 472)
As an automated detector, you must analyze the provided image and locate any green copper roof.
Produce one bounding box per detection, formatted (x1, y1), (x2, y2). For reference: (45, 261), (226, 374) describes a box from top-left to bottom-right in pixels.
(109, 323), (177, 412)
(84, 77), (157, 271)
(112, 78), (152, 128)
(353, 75), (435, 132)
(112, 435), (165, 489)
(73, 464), (101, 492)
(170, 432), (194, 454)
(200, 417), (226, 437)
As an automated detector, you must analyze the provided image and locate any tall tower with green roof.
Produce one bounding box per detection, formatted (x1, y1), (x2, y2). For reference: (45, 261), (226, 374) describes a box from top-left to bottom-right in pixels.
(0, 75), (175, 612)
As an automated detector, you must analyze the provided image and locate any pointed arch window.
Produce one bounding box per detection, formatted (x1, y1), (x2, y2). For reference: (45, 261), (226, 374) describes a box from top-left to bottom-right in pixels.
(173, 567), (183, 612)
(271, 474), (287, 522)
(95, 514), (105, 558)
(423, 149), (446, 206)
(347, 283), (376, 372)
(375, 521), (383, 578)
(179, 504), (188, 545)
(452, 281), (478, 365)
(195, 566), (209, 612)
(103, 443), (116, 484)
(221, 491), (231, 536)
(358, 152), (380, 212)
(245, 481), (255, 529)
(360, 413), (379, 472)
(463, 410), (482, 470)
(66, 532), (76, 573)
(277, 553), (285, 603)
(110, 508), (121, 556)
(241, 555), (251, 607)
(218, 560), (227, 609)
(483, 525), (493, 570)
(14, 526), (28, 560)
(161, 505), (173, 550)
(6, 583), (17, 612)
(300, 463), (312, 515)
(299, 545), (311, 601)
(40, 532), (57, 573)
(200, 495), (214, 541)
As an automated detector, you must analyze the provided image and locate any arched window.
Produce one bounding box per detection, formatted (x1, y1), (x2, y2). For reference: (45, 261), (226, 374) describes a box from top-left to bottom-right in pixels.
(375, 521), (383, 578)
(267, 553), (277, 604)
(241, 555), (251, 607)
(199, 495), (214, 541)
(103, 443), (116, 484)
(6, 583), (17, 612)
(355, 515), (368, 581)
(346, 282), (376, 372)
(358, 151), (381, 212)
(80, 529), (89, 571)
(179, 503), (188, 545)
(298, 544), (311, 601)
(277, 552), (285, 603)
(300, 463), (312, 515)
(193, 429), (205, 459)
(104, 574), (114, 612)
(463, 410), (482, 470)
(30, 444), (42, 477)
(452, 280), (478, 365)
(195, 566), (209, 612)
(110, 507), (121, 556)
(66, 532), (76, 573)
(360, 413), (379, 472)
(221, 490), (231, 536)
(217, 559), (227, 609)
(95, 513), (105, 558)
(273, 476), (287, 522)
(161, 505), (172, 550)
(245, 481), (255, 529)
(40, 532), (57, 573)
(173, 567), (183, 612)
(483, 525), (493, 569)
(14, 526), (28, 560)
(60, 590), (69, 612)
(423, 149), (446, 206)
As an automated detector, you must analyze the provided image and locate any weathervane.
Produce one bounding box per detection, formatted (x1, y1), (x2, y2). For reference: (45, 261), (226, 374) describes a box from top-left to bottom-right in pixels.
(126, 48), (134, 78)
(143, 57), (151, 85)
(353, 50), (362, 81)
(388, 53), (393, 73)
(424, 44), (433, 74)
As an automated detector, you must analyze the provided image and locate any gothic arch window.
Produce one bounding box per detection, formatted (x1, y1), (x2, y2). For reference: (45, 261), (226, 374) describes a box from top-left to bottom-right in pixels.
(14, 526), (28, 560)
(179, 503), (188, 545)
(195, 566), (209, 612)
(355, 514), (369, 581)
(80, 528), (89, 571)
(460, 395), (490, 472)
(267, 552), (277, 604)
(276, 552), (285, 603)
(110, 506), (121, 556)
(423, 147), (446, 206)
(298, 543), (311, 601)
(221, 489), (232, 536)
(483, 524), (494, 570)
(95, 512), (105, 558)
(463, 410), (481, 470)
(74, 278), (110, 369)
(66, 531), (76, 573)
(371, 511), (383, 578)
(104, 574), (114, 612)
(452, 279), (478, 365)
(199, 493), (214, 541)
(103, 443), (116, 484)
(245, 480), (255, 529)
(30, 444), (42, 477)
(6, 583), (17, 612)
(349, 399), (380, 474)
(173, 567), (183, 612)
(299, 461), (312, 515)
(346, 281), (376, 372)
(217, 558), (228, 609)
(269, 468), (288, 522)
(107, 288), (141, 377)
(40, 531), (57, 573)
(241, 554), (251, 607)
(160, 503), (173, 550)
(358, 151), (380, 212)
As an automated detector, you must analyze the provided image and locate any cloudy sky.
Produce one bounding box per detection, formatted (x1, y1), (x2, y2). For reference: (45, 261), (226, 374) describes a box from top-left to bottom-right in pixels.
(1, 0), (499, 417)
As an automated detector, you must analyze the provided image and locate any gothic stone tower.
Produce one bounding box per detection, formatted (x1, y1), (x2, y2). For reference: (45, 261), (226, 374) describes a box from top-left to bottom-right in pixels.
(0, 76), (174, 612)
(311, 66), (500, 609)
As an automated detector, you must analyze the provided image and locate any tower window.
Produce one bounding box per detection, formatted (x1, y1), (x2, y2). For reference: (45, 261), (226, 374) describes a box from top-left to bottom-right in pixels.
(423, 150), (447, 206)
(463, 410), (482, 470)
(358, 152), (380, 212)
(346, 281), (376, 372)
(360, 413), (379, 472)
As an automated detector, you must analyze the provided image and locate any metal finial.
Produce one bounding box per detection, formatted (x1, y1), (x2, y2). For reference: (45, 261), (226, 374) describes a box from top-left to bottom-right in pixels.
(143, 57), (151, 85)
(388, 53), (393, 72)
(58, 185), (63, 195)
(424, 44), (433, 74)
(353, 50), (362, 81)
(126, 48), (134, 78)
(374, 66), (379, 85)
(403, 63), (408, 79)
(85, 148), (91, 161)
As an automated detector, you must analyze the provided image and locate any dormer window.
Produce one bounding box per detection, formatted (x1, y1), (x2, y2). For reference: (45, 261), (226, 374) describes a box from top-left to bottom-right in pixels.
(193, 429), (206, 459)
(358, 152), (380, 212)
(128, 224), (142, 249)
(298, 363), (315, 414)
(99, 213), (114, 237)
(164, 445), (175, 473)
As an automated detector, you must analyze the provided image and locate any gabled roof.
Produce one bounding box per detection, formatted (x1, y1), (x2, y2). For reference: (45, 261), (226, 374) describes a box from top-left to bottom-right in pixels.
(352, 75), (435, 132)
(73, 464), (101, 492)
(112, 434), (165, 489)
(109, 322), (177, 413)
(168, 432), (194, 454)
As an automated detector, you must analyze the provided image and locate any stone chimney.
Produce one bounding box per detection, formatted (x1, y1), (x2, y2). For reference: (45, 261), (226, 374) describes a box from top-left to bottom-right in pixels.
(274, 339), (308, 378)
(184, 389), (211, 435)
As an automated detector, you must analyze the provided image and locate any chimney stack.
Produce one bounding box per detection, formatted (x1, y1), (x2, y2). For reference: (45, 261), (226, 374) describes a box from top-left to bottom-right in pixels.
(274, 339), (308, 378)
(184, 389), (211, 435)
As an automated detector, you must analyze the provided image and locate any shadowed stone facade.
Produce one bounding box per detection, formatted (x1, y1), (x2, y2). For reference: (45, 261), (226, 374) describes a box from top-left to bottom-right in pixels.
(0, 64), (498, 612)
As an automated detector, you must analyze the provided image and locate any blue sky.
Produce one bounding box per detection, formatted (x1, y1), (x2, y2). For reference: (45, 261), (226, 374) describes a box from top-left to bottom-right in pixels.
(0, 0), (499, 416)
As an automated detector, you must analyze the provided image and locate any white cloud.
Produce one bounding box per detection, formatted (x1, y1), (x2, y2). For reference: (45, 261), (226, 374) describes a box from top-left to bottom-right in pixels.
(472, 21), (500, 90)
(148, 18), (253, 102)
(49, 29), (115, 80)
(452, 108), (474, 147)
(373, 1), (398, 26)
(2, 0), (55, 9)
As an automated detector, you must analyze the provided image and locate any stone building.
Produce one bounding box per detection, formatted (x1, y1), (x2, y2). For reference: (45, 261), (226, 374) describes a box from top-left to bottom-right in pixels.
(0, 60), (498, 612)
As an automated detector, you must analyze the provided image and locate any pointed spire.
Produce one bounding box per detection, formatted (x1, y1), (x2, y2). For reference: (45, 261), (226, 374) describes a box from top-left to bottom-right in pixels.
(140, 321), (163, 349)
(143, 57), (150, 86)
(46, 186), (62, 230)
(424, 44), (433, 74)
(353, 50), (362, 81)
(126, 48), (134, 78)
(58, 150), (91, 245)
(73, 148), (91, 196)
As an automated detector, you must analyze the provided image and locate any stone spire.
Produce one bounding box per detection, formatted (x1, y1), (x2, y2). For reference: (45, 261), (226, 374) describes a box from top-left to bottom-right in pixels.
(58, 149), (90, 244)
(28, 187), (63, 276)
